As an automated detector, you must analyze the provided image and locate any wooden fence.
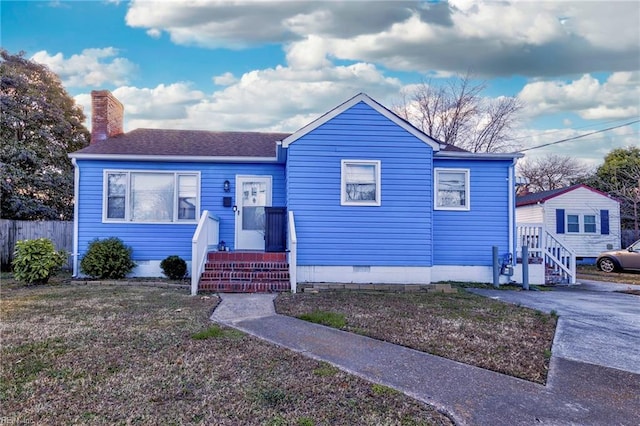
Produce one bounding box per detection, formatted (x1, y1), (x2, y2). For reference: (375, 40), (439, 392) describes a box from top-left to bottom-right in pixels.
(1, 220), (73, 269)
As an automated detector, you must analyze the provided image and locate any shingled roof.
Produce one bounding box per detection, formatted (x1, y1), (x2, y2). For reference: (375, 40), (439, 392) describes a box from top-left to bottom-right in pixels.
(516, 184), (617, 207)
(71, 129), (291, 158)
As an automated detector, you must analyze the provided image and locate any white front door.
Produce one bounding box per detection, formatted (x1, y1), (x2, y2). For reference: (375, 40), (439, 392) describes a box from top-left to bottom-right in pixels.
(235, 175), (272, 250)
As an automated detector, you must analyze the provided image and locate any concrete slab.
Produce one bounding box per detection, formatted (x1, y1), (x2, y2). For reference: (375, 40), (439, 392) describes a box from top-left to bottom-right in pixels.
(209, 290), (640, 425)
(210, 293), (276, 324)
(468, 287), (640, 374)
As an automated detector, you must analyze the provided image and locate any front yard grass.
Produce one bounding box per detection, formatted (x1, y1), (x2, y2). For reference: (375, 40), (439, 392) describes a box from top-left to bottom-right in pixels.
(276, 290), (557, 384)
(0, 280), (452, 425)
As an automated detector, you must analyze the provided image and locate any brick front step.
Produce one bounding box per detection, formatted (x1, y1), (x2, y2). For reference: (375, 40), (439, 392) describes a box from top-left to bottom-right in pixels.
(199, 251), (290, 293)
(198, 280), (291, 293)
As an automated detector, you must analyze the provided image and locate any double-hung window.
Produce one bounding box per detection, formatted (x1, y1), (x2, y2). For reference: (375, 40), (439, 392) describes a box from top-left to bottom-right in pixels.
(583, 215), (596, 233)
(104, 171), (199, 223)
(435, 168), (470, 210)
(567, 215), (580, 233)
(341, 160), (381, 206)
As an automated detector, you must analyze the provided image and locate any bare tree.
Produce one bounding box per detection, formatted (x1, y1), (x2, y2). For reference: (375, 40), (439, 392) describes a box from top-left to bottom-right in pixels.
(393, 73), (523, 152)
(516, 154), (592, 193)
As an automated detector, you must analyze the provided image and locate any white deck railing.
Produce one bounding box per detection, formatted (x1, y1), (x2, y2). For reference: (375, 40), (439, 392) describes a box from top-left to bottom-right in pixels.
(191, 210), (220, 295)
(287, 210), (297, 293)
(516, 223), (576, 284)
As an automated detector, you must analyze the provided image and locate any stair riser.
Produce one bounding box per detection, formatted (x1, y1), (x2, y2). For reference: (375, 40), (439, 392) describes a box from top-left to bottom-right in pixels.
(198, 281), (290, 293)
(205, 262), (288, 271)
(201, 272), (290, 281)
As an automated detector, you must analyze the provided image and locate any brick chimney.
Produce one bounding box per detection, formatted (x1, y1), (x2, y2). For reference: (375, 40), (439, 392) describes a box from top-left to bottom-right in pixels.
(91, 90), (124, 143)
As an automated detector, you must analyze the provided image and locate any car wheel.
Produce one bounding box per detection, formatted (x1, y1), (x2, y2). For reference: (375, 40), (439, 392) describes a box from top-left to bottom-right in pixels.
(597, 257), (618, 273)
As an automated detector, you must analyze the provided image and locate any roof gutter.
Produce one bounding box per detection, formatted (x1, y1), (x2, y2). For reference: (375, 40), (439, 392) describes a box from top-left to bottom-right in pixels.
(435, 151), (524, 160)
(68, 153), (279, 163)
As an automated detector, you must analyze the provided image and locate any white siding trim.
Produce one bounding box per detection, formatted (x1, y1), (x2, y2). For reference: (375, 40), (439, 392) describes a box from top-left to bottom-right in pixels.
(75, 260), (193, 278)
(298, 264), (541, 285)
(297, 266), (432, 284)
(72, 158), (80, 277)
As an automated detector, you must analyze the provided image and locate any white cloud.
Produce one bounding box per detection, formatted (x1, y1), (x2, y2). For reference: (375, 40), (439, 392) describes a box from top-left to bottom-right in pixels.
(146, 28), (162, 38)
(213, 72), (238, 86)
(31, 47), (137, 87)
(518, 72), (640, 120)
(76, 62), (402, 133)
(123, 1), (639, 77)
(513, 125), (635, 168)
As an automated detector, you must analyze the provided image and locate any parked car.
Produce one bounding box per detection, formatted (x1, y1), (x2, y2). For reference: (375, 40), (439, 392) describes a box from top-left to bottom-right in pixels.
(596, 239), (640, 273)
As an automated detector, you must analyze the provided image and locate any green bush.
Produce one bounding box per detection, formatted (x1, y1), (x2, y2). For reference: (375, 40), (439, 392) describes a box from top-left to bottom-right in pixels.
(80, 237), (135, 279)
(160, 255), (187, 280)
(12, 238), (67, 284)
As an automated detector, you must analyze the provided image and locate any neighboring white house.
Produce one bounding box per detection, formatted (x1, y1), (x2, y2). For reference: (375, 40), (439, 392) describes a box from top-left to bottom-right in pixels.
(516, 184), (621, 262)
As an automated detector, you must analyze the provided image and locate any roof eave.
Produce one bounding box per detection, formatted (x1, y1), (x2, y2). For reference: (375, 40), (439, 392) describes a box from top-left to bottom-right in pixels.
(69, 153), (279, 163)
(435, 151), (524, 160)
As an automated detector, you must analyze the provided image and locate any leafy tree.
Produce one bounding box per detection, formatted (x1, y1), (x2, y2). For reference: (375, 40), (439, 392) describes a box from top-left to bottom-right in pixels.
(1, 49), (89, 220)
(586, 147), (640, 242)
(517, 154), (591, 193)
(393, 72), (523, 152)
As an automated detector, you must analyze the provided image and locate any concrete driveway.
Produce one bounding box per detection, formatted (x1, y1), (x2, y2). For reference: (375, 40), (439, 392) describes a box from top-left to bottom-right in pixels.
(469, 281), (640, 375)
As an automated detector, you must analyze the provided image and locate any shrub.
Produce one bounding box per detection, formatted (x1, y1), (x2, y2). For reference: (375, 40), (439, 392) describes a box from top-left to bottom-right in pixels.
(160, 255), (187, 280)
(80, 237), (135, 279)
(12, 238), (67, 284)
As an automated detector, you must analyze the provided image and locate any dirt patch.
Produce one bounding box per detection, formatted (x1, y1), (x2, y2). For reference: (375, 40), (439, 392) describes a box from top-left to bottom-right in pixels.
(0, 283), (451, 425)
(276, 290), (556, 384)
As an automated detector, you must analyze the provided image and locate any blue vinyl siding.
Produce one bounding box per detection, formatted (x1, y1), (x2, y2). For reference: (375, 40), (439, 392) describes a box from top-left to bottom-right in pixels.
(432, 158), (512, 266)
(286, 101), (433, 266)
(76, 159), (285, 262)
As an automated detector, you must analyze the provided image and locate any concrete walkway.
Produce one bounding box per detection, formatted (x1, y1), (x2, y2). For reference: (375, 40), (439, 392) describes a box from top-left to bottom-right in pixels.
(211, 292), (640, 425)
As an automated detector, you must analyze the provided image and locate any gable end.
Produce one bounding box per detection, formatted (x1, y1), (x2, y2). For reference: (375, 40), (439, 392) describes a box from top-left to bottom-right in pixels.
(281, 93), (441, 150)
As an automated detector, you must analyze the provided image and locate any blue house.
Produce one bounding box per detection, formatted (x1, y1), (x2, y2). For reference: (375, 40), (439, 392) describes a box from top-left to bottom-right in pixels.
(70, 91), (523, 294)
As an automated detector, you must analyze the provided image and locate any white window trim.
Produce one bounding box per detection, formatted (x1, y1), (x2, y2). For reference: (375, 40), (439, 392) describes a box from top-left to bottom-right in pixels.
(102, 169), (200, 224)
(434, 168), (470, 211)
(340, 160), (381, 207)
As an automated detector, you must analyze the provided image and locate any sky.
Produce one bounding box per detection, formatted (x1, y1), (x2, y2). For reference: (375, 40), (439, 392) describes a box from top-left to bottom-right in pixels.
(2, 0), (639, 167)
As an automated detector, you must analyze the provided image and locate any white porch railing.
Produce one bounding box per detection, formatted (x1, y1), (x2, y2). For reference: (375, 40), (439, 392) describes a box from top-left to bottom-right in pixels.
(191, 210), (220, 295)
(287, 210), (297, 293)
(516, 223), (576, 284)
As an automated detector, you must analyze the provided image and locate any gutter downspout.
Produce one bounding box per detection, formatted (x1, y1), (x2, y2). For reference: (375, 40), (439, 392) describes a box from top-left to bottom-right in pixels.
(71, 158), (80, 277)
(508, 159), (515, 268)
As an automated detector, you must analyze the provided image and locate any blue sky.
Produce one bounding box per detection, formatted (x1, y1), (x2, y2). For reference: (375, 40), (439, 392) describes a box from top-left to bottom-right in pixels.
(2, 0), (639, 167)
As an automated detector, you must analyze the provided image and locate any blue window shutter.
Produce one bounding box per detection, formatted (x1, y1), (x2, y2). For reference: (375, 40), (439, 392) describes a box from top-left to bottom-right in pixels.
(556, 209), (565, 234)
(600, 210), (610, 235)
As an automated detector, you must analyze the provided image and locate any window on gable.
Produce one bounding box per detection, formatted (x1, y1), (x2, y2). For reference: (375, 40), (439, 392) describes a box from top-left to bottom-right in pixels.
(341, 160), (381, 206)
(567, 214), (580, 233)
(104, 171), (199, 223)
(584, 215), (596, 233)
(435, 168), (470, 211)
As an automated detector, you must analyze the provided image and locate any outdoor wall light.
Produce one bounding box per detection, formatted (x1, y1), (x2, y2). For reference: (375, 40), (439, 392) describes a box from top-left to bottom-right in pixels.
(223, 179), (230, 192)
